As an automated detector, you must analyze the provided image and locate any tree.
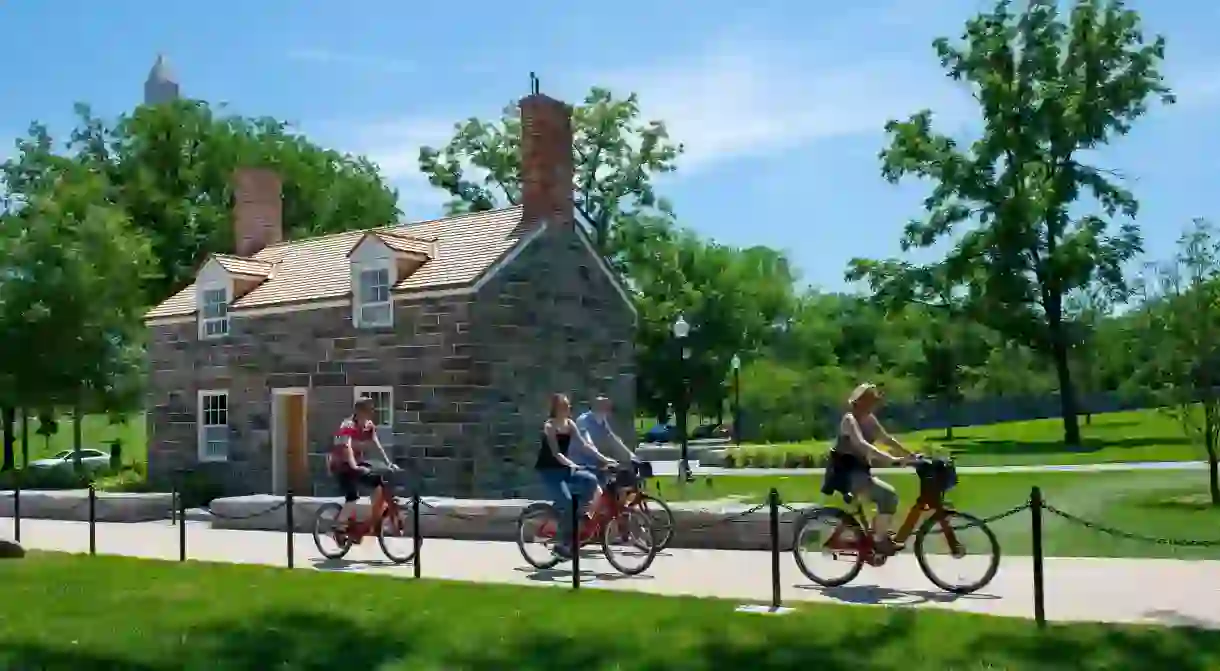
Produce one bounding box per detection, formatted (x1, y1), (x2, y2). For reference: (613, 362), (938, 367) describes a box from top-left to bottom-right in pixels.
(65, 101), (401, 303)
(418, 87), (682, 254)
(870, 0), (1172, 444)
(1139, 219), (1220, 506)
(1063, 283), (1114, 423)
(0, 158), (154, 470)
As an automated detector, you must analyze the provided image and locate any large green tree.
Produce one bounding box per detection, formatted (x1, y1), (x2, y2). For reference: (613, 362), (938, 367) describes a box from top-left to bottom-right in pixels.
(0, 157), (153, 469)
(417, 87), (682, 255)
(65, 100), (401, 303)
(863, 0), (1172, 444)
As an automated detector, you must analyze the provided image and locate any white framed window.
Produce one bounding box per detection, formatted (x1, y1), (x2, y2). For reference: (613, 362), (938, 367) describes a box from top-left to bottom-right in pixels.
(197, 390), (229, 462)
(353, 386), (394, 448)
(355, 266), (392, 328)
(199, 286), (230, 338)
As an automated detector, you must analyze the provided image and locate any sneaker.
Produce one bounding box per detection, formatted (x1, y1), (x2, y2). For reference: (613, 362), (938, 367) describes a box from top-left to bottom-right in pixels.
(874, 535), (905, 556)
(552, 544), (573, 560)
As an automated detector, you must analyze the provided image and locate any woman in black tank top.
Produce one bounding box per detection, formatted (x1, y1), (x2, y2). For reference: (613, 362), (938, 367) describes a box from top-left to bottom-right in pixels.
(536, 393), (602, 557)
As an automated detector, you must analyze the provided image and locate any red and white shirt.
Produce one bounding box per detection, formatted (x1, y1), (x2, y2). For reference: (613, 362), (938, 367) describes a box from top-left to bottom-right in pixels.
(330, 416), (376, 472)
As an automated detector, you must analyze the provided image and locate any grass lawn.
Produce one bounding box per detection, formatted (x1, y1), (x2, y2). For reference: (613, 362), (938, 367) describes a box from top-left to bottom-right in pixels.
(647, 470), (1220, 561)
(1, 554), (1217, 671)
(12, 413), (145, 465)
(726, 409), (1204, 468)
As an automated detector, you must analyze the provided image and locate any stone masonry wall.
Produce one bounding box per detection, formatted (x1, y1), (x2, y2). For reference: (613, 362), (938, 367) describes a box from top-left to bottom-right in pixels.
(466, 224), (636, 498)
(146, 296), (476, 494)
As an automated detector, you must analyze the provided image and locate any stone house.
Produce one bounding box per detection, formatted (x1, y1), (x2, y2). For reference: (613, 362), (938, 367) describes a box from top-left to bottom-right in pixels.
(143, 92), (637, 498)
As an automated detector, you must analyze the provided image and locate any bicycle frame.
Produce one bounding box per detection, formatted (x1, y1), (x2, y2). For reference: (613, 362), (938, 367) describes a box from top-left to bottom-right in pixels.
(538, 480), (628, 546)
(825, 490), (964, 564)
(335, 483), (401, 542)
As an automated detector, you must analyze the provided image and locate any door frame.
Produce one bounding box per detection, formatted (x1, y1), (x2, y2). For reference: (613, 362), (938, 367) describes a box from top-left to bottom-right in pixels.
(270, 387), (309, 495)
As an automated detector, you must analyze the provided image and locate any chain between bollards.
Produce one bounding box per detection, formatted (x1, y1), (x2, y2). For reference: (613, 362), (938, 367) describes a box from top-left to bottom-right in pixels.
(1030, 486), (1046, 629)
(88, 482), (97, 556)
(412, 492), (422, 579)
(286, 490), (295, 569)
(768, 487), (781, 612)
(571, 494), (580, 590)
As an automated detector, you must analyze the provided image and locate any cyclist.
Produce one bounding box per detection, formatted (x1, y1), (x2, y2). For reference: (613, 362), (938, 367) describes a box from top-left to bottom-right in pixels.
(329, 397), (399, 532)
(574, 394), (635, 487)
(831, 383), (915, 555)
(537, 393), (613, 559)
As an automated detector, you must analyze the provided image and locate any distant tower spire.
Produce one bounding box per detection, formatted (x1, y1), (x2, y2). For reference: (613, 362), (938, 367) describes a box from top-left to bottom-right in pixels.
(144, 53), (180, 105)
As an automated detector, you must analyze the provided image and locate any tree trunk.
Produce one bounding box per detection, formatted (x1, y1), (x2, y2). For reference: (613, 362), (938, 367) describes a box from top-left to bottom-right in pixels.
(72, 406), (83, 473)
(1206, 415), (1220, 507)
(1049, 318), (1082, 446)
(1, 407), (14, 471)
(20, 409), (29, 468)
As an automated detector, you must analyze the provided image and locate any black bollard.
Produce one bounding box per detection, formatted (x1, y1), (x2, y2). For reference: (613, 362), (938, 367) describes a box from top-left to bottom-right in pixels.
(171, 480), (177, 526)
(769, 488), (781, 611)
(88, 483), (97, 556)
(571, 494), (580, 590)
(13, 470), (21, 543)
(412, 493), (422, 579)
(178, 483), (187, 562)
(1030, 486), (1046, 628)
(286, 490), (295, 569)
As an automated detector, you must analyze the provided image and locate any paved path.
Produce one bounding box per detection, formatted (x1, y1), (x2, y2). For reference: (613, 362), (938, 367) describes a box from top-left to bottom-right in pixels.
(650, 460), (1210, 477)
(4, 517), (1217, 629)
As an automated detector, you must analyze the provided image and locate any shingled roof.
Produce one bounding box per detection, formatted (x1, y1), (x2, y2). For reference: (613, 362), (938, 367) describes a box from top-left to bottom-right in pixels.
(145, 206), (527, 320)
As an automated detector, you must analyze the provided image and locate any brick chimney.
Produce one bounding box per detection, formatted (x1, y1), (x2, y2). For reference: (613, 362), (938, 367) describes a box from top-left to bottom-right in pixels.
(232, 167), (283, 257)
(519, 92), (574, 226)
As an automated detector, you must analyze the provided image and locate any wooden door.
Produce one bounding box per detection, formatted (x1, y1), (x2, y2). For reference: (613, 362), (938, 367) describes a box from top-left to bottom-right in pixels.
(285, 394), (310, 494)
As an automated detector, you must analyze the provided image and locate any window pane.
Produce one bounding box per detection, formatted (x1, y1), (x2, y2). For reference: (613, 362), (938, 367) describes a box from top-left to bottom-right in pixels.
(359, 268), (390, 303)
(360, 304), (391, 326)
(205, 439), (227, 459)
(203, 425), (227, 441)
(202, 289), (228, 318)
(204, 318), (228, 336)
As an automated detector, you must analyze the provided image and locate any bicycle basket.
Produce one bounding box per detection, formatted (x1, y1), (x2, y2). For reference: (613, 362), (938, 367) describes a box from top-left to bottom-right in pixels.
(916, 458), (957, 497)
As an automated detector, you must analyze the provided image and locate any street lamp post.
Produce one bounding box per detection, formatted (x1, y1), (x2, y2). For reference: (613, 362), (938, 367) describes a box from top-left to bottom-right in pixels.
(730, 354), (741, 448)
(672, 315), (692, 482)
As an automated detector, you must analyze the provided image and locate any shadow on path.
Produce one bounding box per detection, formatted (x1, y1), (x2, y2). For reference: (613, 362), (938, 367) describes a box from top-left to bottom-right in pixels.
(795, 582), (1001, 606)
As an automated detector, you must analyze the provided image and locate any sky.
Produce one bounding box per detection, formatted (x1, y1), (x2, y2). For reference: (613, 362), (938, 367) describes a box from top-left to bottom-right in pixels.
(2, 0), (1219, 293)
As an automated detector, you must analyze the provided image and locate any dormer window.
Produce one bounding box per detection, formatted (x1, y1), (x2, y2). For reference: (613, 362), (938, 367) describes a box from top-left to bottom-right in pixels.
(356, 266), (393, 328)
(200, 286), (230, 338)
(347, 230), (437, 330)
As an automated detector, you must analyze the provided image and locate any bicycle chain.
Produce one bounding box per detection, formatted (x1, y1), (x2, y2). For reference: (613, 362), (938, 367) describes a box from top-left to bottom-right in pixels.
(1040, 501), (1220, 548)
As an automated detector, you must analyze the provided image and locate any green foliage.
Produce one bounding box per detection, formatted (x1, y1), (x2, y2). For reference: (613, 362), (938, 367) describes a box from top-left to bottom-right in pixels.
(1136, 219), (1220, 505)
(418, 87), (682, 252)
(67, 100), (402, 303)
(856, 0), (1173, 445)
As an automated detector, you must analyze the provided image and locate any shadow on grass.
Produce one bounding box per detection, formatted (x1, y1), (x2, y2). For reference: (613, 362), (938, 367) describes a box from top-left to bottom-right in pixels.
(1135, 492), (1220, 512)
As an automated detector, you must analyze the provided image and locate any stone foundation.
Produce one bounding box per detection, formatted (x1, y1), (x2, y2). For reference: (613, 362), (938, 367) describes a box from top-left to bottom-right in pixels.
(0, 490), (175, 523)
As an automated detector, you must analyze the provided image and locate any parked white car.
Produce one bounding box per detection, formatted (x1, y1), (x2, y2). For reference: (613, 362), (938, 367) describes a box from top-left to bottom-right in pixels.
(27, 449), (111, 473)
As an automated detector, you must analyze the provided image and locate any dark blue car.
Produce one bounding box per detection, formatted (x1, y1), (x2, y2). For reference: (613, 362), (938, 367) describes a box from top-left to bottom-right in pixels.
(643, 423), (674, 444)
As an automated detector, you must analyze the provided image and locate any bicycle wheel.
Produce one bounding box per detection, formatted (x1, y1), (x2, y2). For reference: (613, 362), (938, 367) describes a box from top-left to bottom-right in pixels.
(632, 493), (675, 551)
(914, 509), (1001, 594)
(517, 502), (564, 570)
(312, 502), (353, 560)
(377, 500), (418, 565)
(791, 507), (865, 587)
(601, 508), (658, 576)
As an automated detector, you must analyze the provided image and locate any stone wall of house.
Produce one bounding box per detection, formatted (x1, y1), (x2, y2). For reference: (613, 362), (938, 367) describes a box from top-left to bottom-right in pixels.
(462, 223), (637, 498)
(146, 296), (477, 494)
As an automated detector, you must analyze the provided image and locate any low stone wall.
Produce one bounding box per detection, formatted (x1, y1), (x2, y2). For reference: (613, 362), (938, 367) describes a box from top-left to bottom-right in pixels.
(207, 494), (805, 551)
(0, 490), (174, 523)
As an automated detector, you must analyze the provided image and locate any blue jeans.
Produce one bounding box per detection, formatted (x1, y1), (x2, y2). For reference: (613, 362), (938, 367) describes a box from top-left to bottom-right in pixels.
(538, 467), (599, 547)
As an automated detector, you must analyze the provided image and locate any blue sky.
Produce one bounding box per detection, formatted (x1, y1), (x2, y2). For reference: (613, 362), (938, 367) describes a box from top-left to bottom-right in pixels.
(2, 0), (1218, 292)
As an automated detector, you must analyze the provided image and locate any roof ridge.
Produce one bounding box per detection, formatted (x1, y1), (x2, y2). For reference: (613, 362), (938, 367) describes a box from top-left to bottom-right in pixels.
(256, 204), (525, 253)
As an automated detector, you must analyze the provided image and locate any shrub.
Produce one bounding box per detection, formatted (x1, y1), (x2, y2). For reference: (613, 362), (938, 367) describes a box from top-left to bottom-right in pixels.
(722, 443), (832, 469)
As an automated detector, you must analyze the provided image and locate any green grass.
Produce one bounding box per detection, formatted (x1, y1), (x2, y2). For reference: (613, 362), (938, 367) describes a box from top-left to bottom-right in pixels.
(647, 470), (1220, 560)
(725, 409), (1203, 468)
(0, 554), (1216, 670)
(12, 413), (145, 465)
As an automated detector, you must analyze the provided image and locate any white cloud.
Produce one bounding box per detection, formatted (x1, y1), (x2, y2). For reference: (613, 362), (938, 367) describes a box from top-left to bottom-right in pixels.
(286, 49), (417, 75)
(597, 41), (973, 172)
(322, 116), (459, 214)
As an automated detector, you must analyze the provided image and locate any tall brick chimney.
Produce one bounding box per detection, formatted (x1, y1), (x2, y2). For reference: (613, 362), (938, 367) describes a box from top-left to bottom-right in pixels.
(519, 89), (574, 226)
(232, 167), (283, 257)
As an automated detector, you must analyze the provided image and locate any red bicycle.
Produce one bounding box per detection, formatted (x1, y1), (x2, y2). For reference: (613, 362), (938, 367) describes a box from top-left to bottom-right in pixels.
(312, 471), (417, 565)
(516, 466), (659, 575)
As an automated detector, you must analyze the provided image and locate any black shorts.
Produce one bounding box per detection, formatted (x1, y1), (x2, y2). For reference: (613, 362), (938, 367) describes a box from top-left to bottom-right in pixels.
(334, 462), (385, 502)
